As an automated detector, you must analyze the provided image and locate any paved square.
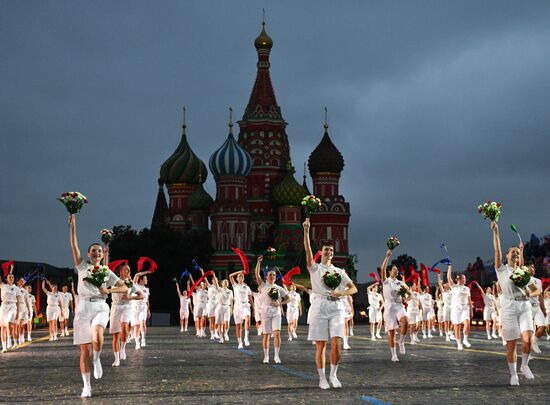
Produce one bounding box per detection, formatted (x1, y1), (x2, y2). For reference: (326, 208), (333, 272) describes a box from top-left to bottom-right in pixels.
(0, 325), (548, 404)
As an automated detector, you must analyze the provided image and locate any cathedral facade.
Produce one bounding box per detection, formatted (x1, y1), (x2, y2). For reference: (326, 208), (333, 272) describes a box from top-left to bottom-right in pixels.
(152, 22), (353, 279)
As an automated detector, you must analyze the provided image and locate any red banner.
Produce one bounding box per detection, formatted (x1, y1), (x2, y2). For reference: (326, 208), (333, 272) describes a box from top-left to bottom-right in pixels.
(282, 266), (301, 286)
(108, 259), (128, 273)
(187, 270), (214, 295)
(420, 263), (429, 287)
(2, 260), (14, 278)
(368, 272), (380, 283)
(137, 257), (158, 273)
(231, 247), (250, 275)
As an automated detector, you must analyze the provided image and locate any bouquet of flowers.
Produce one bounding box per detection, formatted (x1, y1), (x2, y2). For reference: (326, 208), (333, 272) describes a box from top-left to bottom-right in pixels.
(124, 279), (134, 288)
(265, 247), (277, 259)
(477, 200), (502, 222)
(387, 236), (400, 250)
(510, 266), (531, 288)
(101, 229), (114, 244)
(57, 192), (88, 214)
(301, 194), (322, 217)
(268, 287), (280, 301)
(83, 265), (109, 288)
(396, 284), (409, 298)
(322, 269), (342, 290)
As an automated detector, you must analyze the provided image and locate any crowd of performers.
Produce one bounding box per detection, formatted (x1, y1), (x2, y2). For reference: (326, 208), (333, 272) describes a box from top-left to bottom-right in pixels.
(1, 217), (549, 396)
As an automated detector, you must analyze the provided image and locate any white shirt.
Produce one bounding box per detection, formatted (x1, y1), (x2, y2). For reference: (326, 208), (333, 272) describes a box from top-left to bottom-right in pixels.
(260, 283), (287, 314)
(408, 292), (421, 312)
(287, 291), (301, 309)
(17, 287), (28, 306)
(207, 286), (219, 305)
(199, 289), (209, 305)
(233, 284), (252, 305)
(132, 285), (149, 308)
(442, 290), (452, 306)
(436, 299), (444, 310)
(217, 288), (233, 306)
(530, 277), (542, 307)
(179, 295), (190, 309)
(419, 293), (432, 309)
(383, 277), (405, 304)
(450, 284), (470, 307)
(1, 284), (19, 303)
(496, 264), (535, 300)
(368, 292), (382, 309)
(482, 294), (495, 309)
(26, 293), (36, 310)
(308, 262), (352, 297)
(112, 281), (137, 305)
(59, 292), (73, 308)
(76, 261), (119, 299)
(47, 292), (61, 306)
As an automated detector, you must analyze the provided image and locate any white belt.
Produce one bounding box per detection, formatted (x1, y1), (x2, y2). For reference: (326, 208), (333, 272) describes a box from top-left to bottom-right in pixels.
(82, 297), (106, 303)
(114, 302), (130, 306)
(503, 295), (528, 302)
(48, 303), (60, 306)
(2, 301), (16, 304)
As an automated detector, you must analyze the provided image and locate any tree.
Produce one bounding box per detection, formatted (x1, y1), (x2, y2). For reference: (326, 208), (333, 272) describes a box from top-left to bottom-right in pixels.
(391, 254), (418, 277)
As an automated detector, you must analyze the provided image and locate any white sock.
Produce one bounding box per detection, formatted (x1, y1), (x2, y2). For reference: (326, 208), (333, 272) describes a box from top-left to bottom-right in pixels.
(532, 336), (539, 344)
(121, 342), (126, 351)
(521, 353), (529, 369)
(330, 363), (338, 378)
(113, 351), (120, 363)
(508, 362), (517, 376)
(317, 368), (326, 380)
(244, 330), (249, 340)
(263, 347), (269, 358)
(390, 347), (396, 356)
(238, 338), (242, 344)
(93, 349), (101, 363)
(398, 335), (404, 344)
(81, 372), (91, 388)
(274, 346), (280, 357)
(343, 336), (348, 346)
(1, 341), (6, 351)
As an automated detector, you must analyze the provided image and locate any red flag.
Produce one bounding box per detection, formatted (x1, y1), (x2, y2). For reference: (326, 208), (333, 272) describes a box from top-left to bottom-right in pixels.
(2, 260), (14, 278)
(137, 257), (158, 273)
(420, 263), (429, 287)
(231, 247), (249, 275)
(313, 251), (322, 263)
(406, 267), (419, 284)
(430, 267), (441, 274)
(282, 266), (301, 286)
(541, 277), (550, 288)
(187, 270), (214, 295)
(467, 281), (475, 289)
(108, 259), (128, 273)
(368, 272), (380, 283)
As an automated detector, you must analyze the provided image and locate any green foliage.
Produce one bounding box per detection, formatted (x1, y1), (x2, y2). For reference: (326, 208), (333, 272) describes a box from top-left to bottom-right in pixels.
(391, 254), (418, 272)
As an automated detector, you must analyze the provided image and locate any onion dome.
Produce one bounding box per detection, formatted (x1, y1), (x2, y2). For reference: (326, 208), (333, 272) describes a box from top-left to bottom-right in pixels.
(160, 112), (207, 185)
(308, 121), (344, 174)
(273, 164), (307, 206)
(254, 21), (273, 50)
(188, 182), (213, 211)
(209, 117), (252, 178)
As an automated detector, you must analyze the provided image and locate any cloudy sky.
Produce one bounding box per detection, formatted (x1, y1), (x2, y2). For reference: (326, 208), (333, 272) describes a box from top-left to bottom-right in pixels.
(2, 1), (549, 282)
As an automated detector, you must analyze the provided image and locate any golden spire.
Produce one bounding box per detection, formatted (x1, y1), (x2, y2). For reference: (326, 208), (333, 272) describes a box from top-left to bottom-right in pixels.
(255, 10), (273, 50)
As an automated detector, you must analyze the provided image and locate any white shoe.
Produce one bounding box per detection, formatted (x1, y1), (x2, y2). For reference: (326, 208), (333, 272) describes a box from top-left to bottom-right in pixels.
(410, 339), (416, 345)
(463, 339), (471, 348)
(257, 330), (262, 336)
(312, 340), (316, 345)
(439, 331), (443, 337)
(274, 355), (281, 364)
(28, 336), (32, 342)
(428, 333), (433, 338)
(457, 343), (463, 351)
(120, 349), (126, 360)
(224, 333), (229, 341)
(445, 336), (450, 342)
(413, 335), (420, 343)
(422, 334), (427, 339)
(491, 333), (498, 339)
(349, 330), (354, 337)
(509, 375), (519, 386)
(263, 357), (269, 364)
(450, 334), (456, 341)
(65, 329), (69, 336)
(210, 335), (215, 340)
(502, 339), (506, 346)
(391, 355), (399, 362)
(219, 337), (224, 344)
(93, 358), (103, 379)
(487, 335), (492, 340)
(319, 379), (330, 389)
(81, 387), (92, 398)
(531, 340), (541, 354)
(371, 336), (376, 341)
(329, 376), (342, 388)
(141, 338), (146, 347)
(112, 359), (120, 367)
(521, 366), (534, 379)
(49, 337), (53, 342)
(244, 338), (250, 347)
(398, 341), (406, 354)
(180, 328), (184, 332)
(238, 342), (243, 349)
(288, 336), (293, 341)
(376, 333), (382, 339)
(343, 344), (351, 350)
(135, 341), (141, 350)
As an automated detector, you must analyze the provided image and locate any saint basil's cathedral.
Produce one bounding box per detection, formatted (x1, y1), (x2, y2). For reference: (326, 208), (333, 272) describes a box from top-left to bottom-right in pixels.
(151, 22), (354, 280)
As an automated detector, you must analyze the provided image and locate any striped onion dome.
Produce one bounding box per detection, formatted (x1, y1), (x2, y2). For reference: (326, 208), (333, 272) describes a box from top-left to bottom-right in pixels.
(160, 123), (207, 185)
(209, 123), (252, 178)
(188, 183), (213, 211)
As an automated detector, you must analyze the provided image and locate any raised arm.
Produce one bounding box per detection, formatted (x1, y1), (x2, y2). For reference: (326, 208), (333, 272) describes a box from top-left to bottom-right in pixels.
(132, 270), (153, 284)
(293, 283), (309, 295)
(447, 264), (454, 286)
(176, 280), (182, 297)
(69, 214), (83, 267)
(473, 281), (484, 296)
(303, 218), (313, 266)
(229, 270), (242, 286)
(380, 249), (392, 283)
(254, 256), (264, 288)
(212, 274), (219, 290)
(491, 221), (502, 269)
(41, 280), (49, 295)
(518, 241), (525, 267)
(71, 281), (77, 297)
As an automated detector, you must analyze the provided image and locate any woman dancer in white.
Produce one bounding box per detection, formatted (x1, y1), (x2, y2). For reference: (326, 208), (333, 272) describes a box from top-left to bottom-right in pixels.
(25, 285), (37, 342)
(284, 284), (302, 341)
(544, 287), (550, 340)
(435, 286), (444, 336)
(110, 263), (143, 366)
(176, 280), (192, 332)
(367, 283), (383, 341)
(16, 277), (30, 346)
(438, 275), (454, 341)
(293, 283), (316, 345)
(303, 219), (357, 389)
(252, 289), (262, 335)
(59, 285), (74, 337)
(473, 281), (498, 340)
(131, 271), (152, 349)
(419, 286), (433, 339)
(343, 295), (353, 350)
(205, 275), (220, 340)
(379, 249), (408, 362)
(229, 270), (253, 348)
(447, 265), (472, 350)
(407, 283), (422, 344)
(69, 213), (128, 397)
(490, 221), (540, 385)
(42, 279), (62, 341)
(254, 256), (289, 364)
(213, 277), (232, 343)
(526, 264), (546, 354)
(0, 266), (20, 352)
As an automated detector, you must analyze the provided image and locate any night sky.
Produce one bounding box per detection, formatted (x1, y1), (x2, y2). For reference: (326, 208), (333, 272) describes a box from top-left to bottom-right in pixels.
(2, 1), (549, 282)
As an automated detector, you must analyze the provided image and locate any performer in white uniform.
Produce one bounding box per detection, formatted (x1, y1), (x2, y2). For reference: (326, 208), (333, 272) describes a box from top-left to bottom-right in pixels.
(16, 277), (30, 346)
(527, 264), (546, 354)
(254, 256), (289, 365)
(284, 285), (302, 342)
(473, 282), (498, 340)
(490, 221), (540, 386)
(42, 279), (63, 341)
(0, 267), (20, 352)
(379, 249), (408, 362)
(59, 285), (74, 337)
(252, 290), (262, 335)
(419, 286), (434, 339)
(229, 270), (253, 348)
(367, 283), (383, 341)
(25, 285), (37, 342)
(191, 283), (205, 337)
(213, 277), (232, 343)
(176, 280), (192, 332)
(544, 288), (550, 337)
(205, 276), (220, 340)
(131, 274), (151, 349)
(342, 295), (353, 350)
(435, 287), (444, 336)
(69, 213), (128, 397)
(447, 265), (473, 350)
(407, 284), (422, 344)
(110, 263), (143, 366)
(303, 218), (357, 389)
(438, 275), (454, 341)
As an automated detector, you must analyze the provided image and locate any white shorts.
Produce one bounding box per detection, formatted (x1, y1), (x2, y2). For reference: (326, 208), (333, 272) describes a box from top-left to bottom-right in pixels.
(59, 306), (70, 321)
(47, 305), (60, 322)
(215, 305), (231, 324)
(532, 306), (546, 328)
(483, 307), (497, 322)
(421, 308), (432, 321)
(179, 307), (189, 319)
(443, 306), (452, 322)
(207, 303), (217, 318)
(368, 307), (382, 323)
(451, 305), (470, 325)
(0, 303), (17, 326)
(384, 304), (407, 332)
(407, 310), (420, 324)
(131, 306), (148, 326)
(18, 308), (28, 323)
(261, 308), (282, 335)
(307, 297), (345, 341)
(286, 307), (299, 323)
(109, 304), (132, 334)
(195, 303), (207, 318)
(29, 310), (34, 322)
(73, 300), (110, 345)
(234, 303), (251, 324)
(500, 299), (533, 340)
(437, 308), (444, 322)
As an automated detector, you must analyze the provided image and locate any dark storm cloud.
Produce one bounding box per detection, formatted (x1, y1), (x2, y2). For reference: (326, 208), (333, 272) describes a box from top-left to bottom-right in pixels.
(1, 1), (549, 281)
